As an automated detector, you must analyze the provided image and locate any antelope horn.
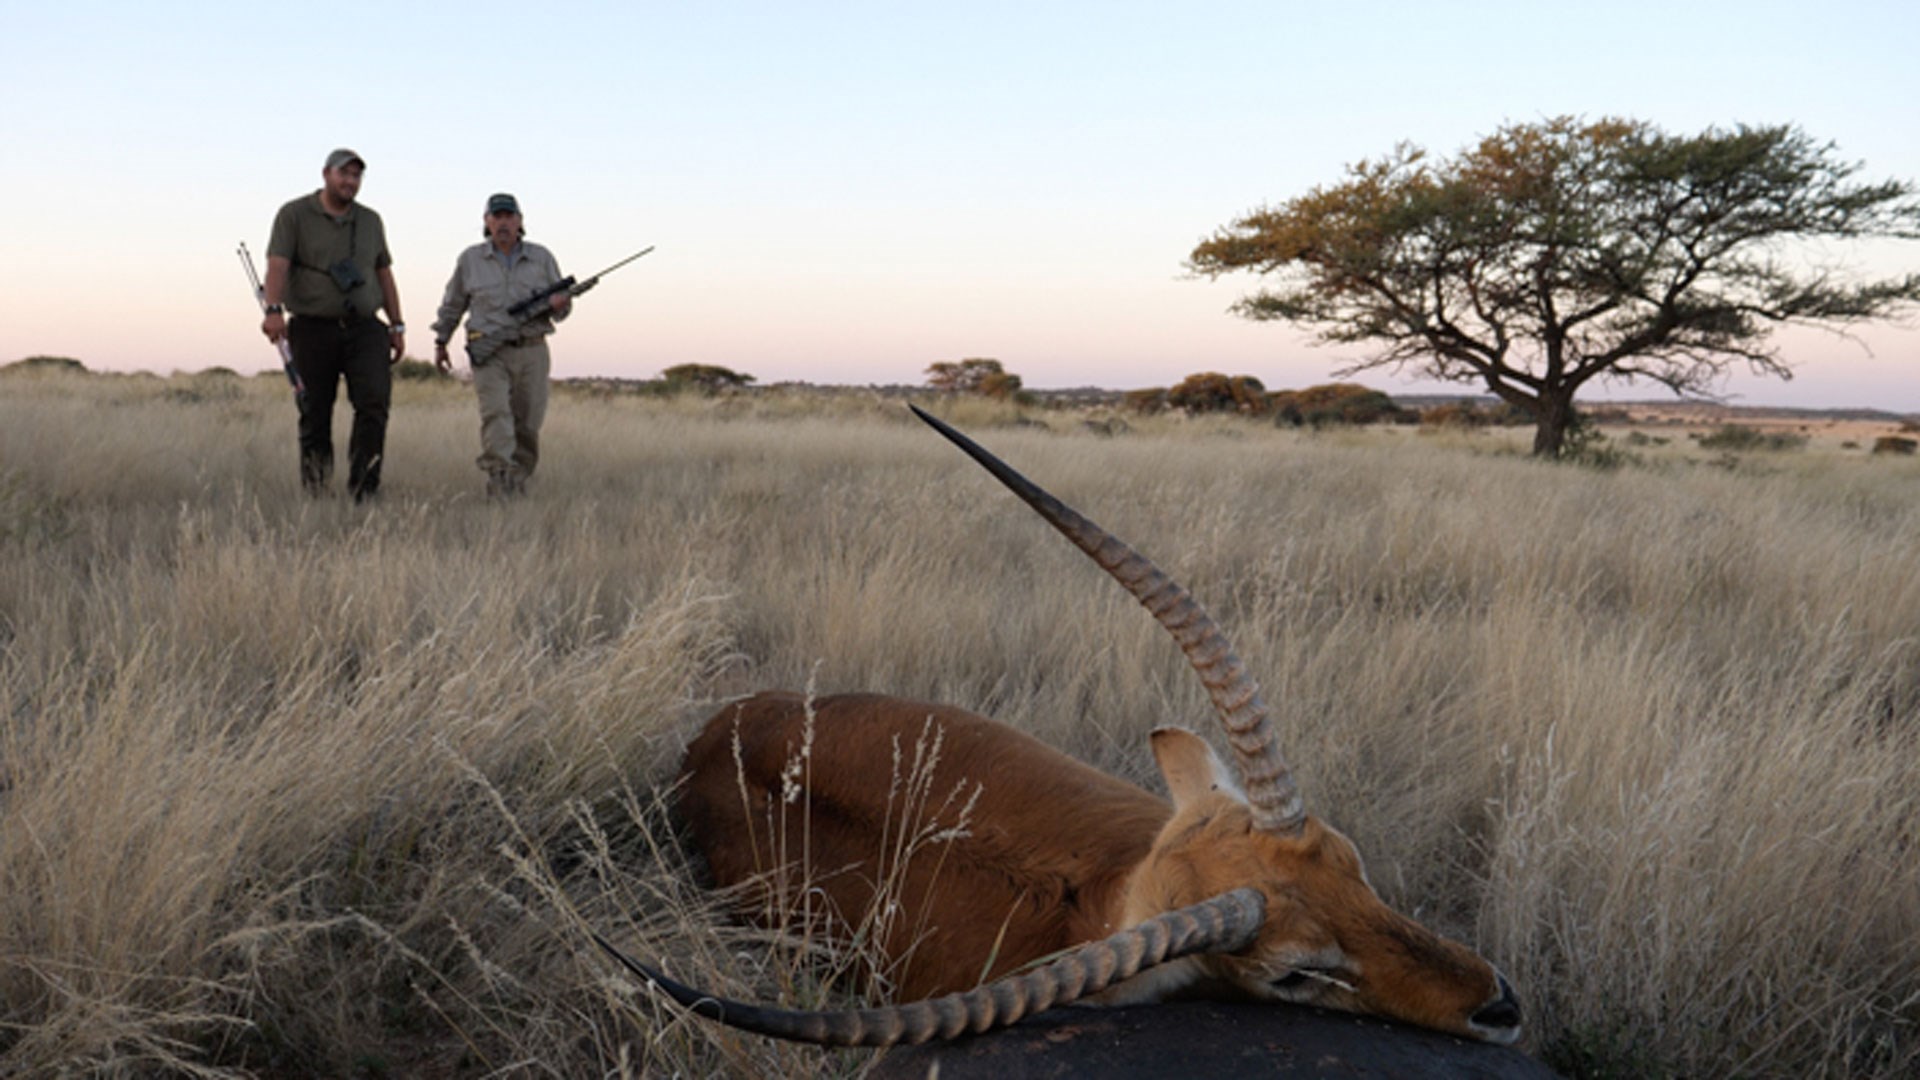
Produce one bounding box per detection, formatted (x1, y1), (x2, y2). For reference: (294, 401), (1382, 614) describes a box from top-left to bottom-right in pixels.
(909, 405), (1305, 834)
(596, 887), (1265, 1047)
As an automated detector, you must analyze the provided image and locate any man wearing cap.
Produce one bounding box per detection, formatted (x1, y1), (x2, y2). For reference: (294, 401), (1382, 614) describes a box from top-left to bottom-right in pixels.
(259, 148), (406, 500)
(430, 193), (571, 497)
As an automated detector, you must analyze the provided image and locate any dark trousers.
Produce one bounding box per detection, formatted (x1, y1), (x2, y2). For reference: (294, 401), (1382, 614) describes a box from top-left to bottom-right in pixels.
(288, 316), (392, 498)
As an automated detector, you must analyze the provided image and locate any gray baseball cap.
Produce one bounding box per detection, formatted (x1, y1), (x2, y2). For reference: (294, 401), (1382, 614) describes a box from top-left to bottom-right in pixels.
(325, 148), (366, 171)
(486, 192), (520, 215)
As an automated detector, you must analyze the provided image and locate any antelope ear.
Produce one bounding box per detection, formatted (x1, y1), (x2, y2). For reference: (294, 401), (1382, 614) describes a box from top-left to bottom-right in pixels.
(1151, 727), (1244, 809)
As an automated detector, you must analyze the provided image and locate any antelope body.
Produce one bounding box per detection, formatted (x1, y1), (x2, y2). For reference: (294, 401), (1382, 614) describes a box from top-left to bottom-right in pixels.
(600, 407), (1522, 1048)
(682, 691), (1165, 1000)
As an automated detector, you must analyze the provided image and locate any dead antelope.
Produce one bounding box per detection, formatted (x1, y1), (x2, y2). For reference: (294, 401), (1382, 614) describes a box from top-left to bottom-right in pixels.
(596, 405), (1521, 1047)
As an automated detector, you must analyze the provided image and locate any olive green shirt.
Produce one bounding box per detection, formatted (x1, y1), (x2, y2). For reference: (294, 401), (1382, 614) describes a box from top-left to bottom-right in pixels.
(267, 192), (393, 319)
(430, 240), (569, 349)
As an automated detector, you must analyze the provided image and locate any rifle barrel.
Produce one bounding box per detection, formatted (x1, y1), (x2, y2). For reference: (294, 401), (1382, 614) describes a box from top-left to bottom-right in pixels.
(498, 244), (653, 325)
(582, 245), (655, 282)
(238, 243), (266, 297)
(239, 241), (305, 401)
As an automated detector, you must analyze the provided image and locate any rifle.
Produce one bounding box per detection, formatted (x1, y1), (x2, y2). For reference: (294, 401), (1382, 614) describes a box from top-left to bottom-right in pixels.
(238, 242), (305, 409)
(468, 245), (653, 364)
(506, 245), (654, 320)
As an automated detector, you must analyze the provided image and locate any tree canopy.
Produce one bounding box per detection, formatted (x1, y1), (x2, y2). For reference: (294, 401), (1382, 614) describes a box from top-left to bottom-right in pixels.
(925, 358), (1024, 400)
(1190, 118), (1920, 455)
(660, 363), (755, 393)
(2, 356), (88, 375)
(1165, 371), (1268, 414)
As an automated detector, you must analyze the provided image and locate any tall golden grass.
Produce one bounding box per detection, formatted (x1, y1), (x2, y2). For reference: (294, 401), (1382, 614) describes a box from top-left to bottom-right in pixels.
(1, 366), (1916, 1077)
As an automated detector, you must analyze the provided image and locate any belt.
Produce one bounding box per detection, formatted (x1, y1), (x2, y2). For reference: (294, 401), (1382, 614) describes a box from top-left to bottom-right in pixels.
(291, 313), (379, 328)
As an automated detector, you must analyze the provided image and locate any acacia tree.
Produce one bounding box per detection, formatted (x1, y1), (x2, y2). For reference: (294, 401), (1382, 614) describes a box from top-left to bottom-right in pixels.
(926, 357), (1024, 400)
(660, 363), (755, 393)
(1166, 372), (1271, 414)
(1190, 118), (1920, 456)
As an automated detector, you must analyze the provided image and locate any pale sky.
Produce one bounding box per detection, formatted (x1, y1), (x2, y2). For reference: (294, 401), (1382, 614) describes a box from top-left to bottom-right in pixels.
(5, 1), (1918, 408)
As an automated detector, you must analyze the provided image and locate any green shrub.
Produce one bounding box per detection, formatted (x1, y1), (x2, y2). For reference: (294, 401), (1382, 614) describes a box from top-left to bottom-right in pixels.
(1419, 402), (1497, 428)
(2, 355), (87, 375)
(1695, 424), (1807, 452)
(661, 363), (756, 394)
(393, 358), (451, 381)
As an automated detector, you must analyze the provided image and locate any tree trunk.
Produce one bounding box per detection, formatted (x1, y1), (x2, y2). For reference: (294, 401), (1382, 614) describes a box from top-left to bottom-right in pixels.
(1531, 393), (1574, 457)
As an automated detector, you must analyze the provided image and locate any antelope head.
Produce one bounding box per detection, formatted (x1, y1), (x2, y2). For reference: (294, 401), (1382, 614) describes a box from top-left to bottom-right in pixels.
(1122, 727), (1520, 1042)
(595, 407), (1520, 1048)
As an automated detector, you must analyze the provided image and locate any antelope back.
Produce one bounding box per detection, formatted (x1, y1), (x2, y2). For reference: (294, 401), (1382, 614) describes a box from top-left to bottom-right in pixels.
(678, 691), (1170, 999)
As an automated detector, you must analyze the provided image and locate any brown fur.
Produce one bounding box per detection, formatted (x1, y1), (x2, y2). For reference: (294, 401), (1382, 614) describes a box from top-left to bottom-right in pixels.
(680, 691), (1168, 999)
(678, 691), (1520, 1042)
(669, 410), (1519, 1044)
(1124, 790), (1507, 1035)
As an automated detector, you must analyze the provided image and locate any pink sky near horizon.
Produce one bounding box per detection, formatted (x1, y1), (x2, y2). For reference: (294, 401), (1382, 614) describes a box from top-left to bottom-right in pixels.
(18, 250), (1914, 412)
(4, 2), (1916, 411)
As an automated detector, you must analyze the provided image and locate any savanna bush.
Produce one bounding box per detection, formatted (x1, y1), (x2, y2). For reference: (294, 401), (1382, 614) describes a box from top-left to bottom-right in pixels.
(1695, 424), (1808, 452)
(1166, 371), (1270, 414)
(1271, 382), (1410, 427)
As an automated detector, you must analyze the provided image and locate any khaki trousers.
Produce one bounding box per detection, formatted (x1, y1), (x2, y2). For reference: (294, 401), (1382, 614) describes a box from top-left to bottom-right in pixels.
(472, 339), (550, 487)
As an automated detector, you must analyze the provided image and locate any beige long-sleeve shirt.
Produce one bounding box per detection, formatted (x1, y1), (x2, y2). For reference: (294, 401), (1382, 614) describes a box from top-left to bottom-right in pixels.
(431, 240), (569, 350)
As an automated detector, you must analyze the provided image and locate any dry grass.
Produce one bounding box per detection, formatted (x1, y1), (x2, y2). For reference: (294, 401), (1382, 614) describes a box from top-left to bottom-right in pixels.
(2, 367), (1918, 1077)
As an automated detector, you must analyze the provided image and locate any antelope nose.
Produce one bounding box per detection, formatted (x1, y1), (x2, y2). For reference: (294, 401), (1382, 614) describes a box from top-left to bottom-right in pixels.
(1469, 974), (1522, 1041)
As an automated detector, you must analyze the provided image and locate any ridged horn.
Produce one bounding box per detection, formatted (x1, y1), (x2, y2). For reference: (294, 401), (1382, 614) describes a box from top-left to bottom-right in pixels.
(595, 887), (1265, 1047)
(909, 404), (1305, 834)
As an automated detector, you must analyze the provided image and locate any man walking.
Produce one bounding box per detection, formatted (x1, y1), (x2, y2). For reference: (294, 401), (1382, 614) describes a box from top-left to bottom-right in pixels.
(259, 148), (406, 500)
(431, 193), (569, 496)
